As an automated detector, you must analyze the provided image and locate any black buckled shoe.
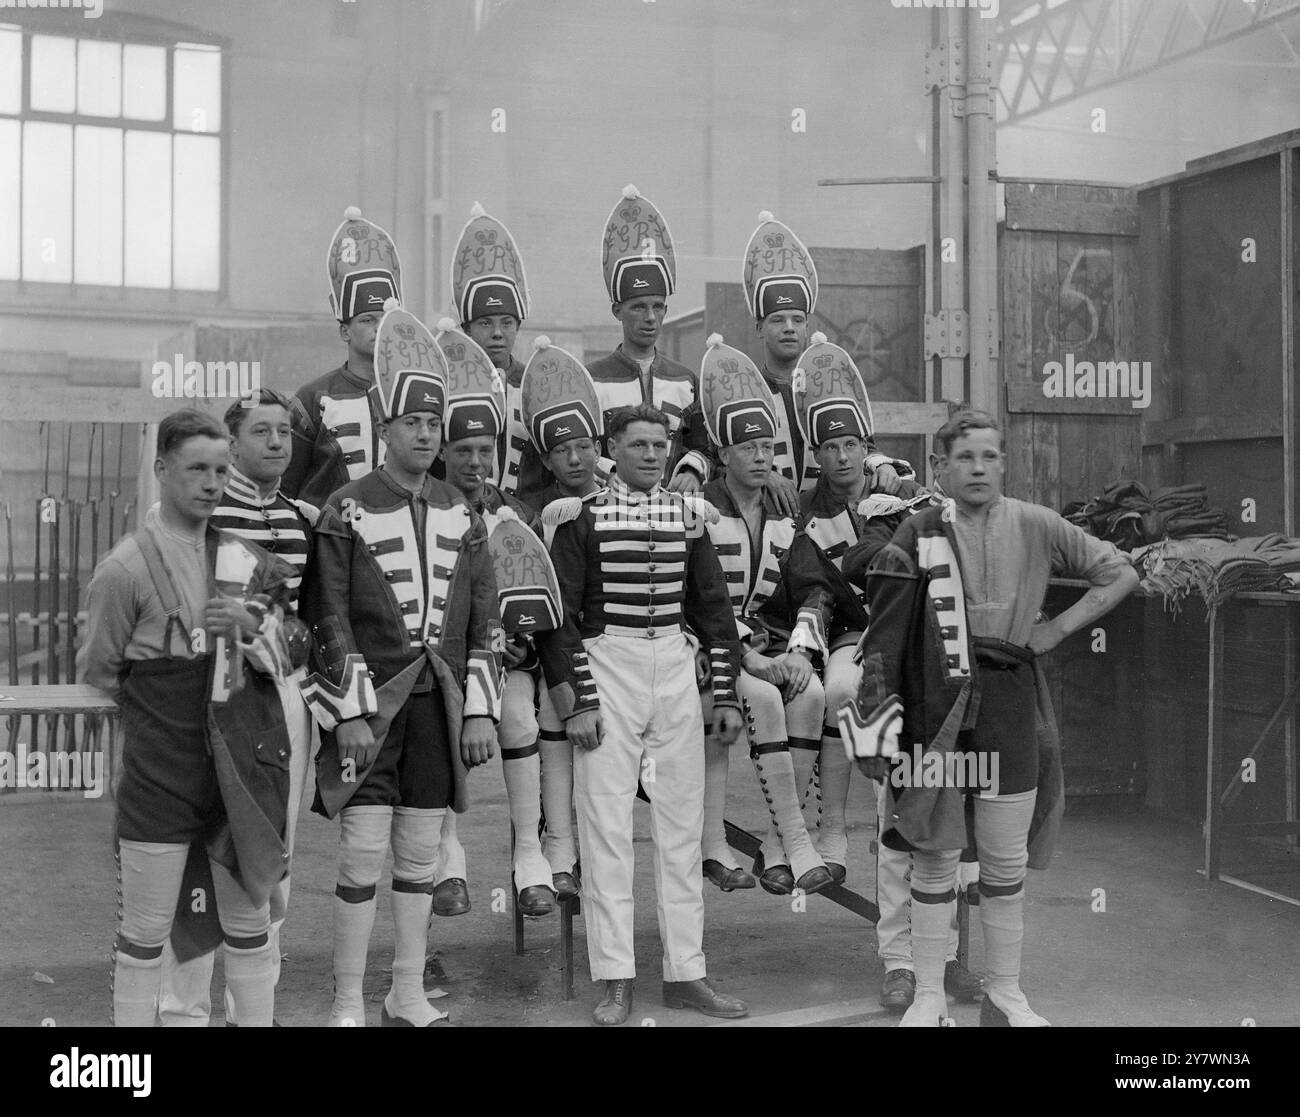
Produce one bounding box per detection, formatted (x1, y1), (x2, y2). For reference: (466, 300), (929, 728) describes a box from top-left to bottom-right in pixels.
(825, 862), (847, 885)
(662, 977), (749, 1019)
(432, 878), (470, 917)
(593, 979), (633, 1026)
(703, 859), (756, 892)
(759, 864), (796, 895)
(945, 960), (985, 1003)
(879, 968), (916, 1013)
(516, 884), (556, 917)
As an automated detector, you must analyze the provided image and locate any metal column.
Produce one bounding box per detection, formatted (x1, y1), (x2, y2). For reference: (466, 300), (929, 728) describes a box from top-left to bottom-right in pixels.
(930, 7), (968, 405)
(966, 6), (999, 414)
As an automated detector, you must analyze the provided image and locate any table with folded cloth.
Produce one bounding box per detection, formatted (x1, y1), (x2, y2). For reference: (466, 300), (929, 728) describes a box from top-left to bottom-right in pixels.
(1132, 534), (1300, 615)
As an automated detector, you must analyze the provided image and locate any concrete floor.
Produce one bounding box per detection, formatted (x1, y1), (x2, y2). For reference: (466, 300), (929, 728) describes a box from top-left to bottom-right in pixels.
(3, 757), (1299, 1028)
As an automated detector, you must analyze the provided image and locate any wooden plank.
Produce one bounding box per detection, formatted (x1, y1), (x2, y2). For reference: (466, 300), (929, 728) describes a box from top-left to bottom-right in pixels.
(0, 351), (71, 376)
(1004, 182), (1139, 237)
(1032, 406), (1061, 515)
(0, 683), (117, 714)
(1143, 414), (1284, 445)
(1000, 229), (1035, 396)
(1183, 128), (1300, 177)
(1007, 382), (1145, 415)
(9, 384), (197, 425)
(1004, 412), (1036, 502)
(872, 401), (950, 436)
(809, 247), (922, 287)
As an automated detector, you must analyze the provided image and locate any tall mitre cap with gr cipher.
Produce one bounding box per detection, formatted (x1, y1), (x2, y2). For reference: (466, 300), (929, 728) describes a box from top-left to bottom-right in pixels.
(449, 201), (529, 325)
(371, 299), (448, 420)
(326, 206), (403, 323)
(698, 333), (778, 449)
(435, 318), (507, 444)
(521, 336), (604, 454)
(600, 184), (676, 304)
(793, 332), (876, 448)
(742, 210), (818, 322)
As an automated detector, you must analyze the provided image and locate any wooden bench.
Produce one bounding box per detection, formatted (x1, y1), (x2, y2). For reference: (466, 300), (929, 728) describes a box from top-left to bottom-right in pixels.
(0, 683), (119, 800)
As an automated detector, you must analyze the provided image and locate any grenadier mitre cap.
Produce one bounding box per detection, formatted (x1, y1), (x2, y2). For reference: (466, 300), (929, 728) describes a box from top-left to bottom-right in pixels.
(372, 299), (448, 420)
(521, 336), (604, 454)
(699, 333), (778, 448)
(435, 318), (506, 444)
(793, 332), (875, 447)
(601, 184), (676, 304)
(742, 210), (818, 322)
(326, 205), (402, 323)
(450, 201), (529, 325)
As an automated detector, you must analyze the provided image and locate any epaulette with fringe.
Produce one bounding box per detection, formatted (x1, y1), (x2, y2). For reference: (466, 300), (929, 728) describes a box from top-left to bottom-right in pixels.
(541, 488), (605, 527)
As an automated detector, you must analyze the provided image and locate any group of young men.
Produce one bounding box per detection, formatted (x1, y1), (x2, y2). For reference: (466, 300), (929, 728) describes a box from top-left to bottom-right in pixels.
(80, 188), (1136, 1028)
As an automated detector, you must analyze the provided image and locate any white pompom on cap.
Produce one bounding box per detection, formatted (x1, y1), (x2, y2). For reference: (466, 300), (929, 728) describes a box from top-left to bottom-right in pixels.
(621, 183), (640, 199)
(343, 205), (362, 220)
(496, 505), (518, 524)
(757, 210), (774, 223)
(810, 331), (828, 346)
(533, 335), (552, 350)
(436, 317), (458, 333)
(469, 200), (485, 219)
(382, 297), (400, 313)
(705, 332), (724, 349)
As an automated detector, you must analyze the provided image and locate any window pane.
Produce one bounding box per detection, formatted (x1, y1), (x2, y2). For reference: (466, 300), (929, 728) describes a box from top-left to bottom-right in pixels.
(77, 40), (121, 118)
(0, 119), (18, 278)
(0, 26), (21, 115)
(173, 133), (219, 290)
(31, 35), (76, 114)
(124, 130), (170, 288)
(22, 121), (73, 282)
(173, 44), (220, 133)
(75, 125), (123, 285)
(122, 43), (165, 121)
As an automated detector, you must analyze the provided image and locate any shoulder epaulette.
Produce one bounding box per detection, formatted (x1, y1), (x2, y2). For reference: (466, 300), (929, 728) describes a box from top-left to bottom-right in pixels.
(856, 494), (908, 520)
(542, 488), (604, 527)
(289, 497), (321, 528)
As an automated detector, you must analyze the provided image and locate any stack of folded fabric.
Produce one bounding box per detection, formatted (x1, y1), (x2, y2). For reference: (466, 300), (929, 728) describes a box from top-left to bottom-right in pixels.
(1150, 483), (1230, 541)
(1063, 480), (1157, 551)
(1132, 534), (1300, 616)
(1064, 480), (1231, 549)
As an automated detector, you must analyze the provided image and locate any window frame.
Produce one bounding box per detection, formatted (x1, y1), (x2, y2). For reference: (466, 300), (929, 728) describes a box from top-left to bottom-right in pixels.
(0, 11), (230, 309)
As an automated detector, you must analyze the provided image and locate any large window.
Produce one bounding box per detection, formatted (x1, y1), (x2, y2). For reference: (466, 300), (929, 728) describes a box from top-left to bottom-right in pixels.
(0, 24), (223, 291)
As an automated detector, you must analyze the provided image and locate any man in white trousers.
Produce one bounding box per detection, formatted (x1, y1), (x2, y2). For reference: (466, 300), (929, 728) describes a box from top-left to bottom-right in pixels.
(539, 403), (749, 1026)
